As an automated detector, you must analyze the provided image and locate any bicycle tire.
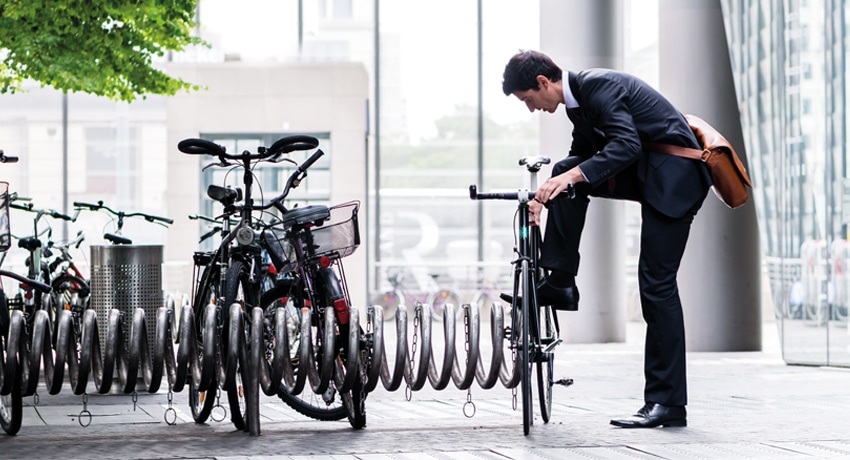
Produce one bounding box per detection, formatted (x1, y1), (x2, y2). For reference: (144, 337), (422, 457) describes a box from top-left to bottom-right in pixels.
(317, 268), (366, 429)
(536, 345), (554, 423)
(261, 283), (347, 421)
(188, 378), (217, 423)
(0, 375), (22, 435)
(49, 274), (88, 345)
(223, 260), (253, 431)
(428, 289), (464, 322)
(519, 260), (533, 435)
(337, 355), (366, 429)
(0, 289), (8, 340)
(370, 289), (404, 322)
(189, 263), (219, 423)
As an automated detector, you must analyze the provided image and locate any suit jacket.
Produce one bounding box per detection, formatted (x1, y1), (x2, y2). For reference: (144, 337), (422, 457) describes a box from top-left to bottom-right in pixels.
(566, 69), (711, 218)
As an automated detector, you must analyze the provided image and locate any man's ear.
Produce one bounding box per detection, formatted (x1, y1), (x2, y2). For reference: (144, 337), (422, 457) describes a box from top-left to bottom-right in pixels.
(536, 75), (550, 88)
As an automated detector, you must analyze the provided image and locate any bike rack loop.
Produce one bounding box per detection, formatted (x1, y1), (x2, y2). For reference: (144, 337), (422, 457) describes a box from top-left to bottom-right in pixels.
(0, 299), (519, 436)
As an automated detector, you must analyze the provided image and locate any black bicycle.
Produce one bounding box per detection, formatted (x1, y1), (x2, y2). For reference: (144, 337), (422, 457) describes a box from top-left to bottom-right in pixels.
(0, 151), (53, 435)
(179, 135), (366, 432)
(469, 156), (563, 435)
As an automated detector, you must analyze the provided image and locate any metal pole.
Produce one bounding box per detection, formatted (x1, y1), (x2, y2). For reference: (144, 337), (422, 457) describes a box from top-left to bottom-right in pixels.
(62, 92), (69, 241)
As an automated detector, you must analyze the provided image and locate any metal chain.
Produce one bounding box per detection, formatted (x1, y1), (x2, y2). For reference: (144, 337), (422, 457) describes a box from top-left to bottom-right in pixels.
(462, 305), (476, 418)
(211, 388), (226, 422)
(164, 388), (177, 425)
(406, 304), (420, 402)
(511, 323), (518, 410)
(79, 393), (92, 427)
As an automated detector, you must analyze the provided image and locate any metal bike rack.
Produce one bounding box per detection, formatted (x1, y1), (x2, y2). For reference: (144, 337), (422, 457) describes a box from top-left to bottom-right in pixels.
(1, 296), (524, 436)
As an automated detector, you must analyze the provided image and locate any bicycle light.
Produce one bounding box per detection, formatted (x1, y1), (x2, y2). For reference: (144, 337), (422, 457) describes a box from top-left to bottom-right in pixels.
(235, 226), (255, 246)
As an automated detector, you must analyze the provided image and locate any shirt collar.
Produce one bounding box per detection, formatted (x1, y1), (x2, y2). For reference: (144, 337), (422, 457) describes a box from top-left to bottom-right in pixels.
(562, 76), (579, 109)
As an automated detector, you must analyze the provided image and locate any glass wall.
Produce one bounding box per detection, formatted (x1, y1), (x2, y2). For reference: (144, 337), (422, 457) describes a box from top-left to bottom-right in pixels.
(373, 0), (540, 301)
(722, 0), (850, 366)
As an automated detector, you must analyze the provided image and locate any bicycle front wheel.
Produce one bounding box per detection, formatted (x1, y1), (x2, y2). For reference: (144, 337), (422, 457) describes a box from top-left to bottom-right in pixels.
(519, 260), (533, 435)
(0, 380), (21, 435)
(222, 260), (257, 431)
(188, 262), (219, 423)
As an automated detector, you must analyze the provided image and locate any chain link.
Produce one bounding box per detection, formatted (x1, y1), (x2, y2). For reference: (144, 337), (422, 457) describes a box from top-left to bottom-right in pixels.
(79, 393), (92, 427)
(164, 388), (177, 425)
(462, 305), (476, 418)
(406, 304), (421, 401)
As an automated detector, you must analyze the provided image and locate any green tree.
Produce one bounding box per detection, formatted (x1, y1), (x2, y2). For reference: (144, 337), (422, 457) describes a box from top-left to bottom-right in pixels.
(0, 0), (205, 101)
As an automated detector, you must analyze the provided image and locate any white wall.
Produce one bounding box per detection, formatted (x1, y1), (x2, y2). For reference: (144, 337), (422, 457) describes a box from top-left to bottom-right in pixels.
(164, 61), (370, 306)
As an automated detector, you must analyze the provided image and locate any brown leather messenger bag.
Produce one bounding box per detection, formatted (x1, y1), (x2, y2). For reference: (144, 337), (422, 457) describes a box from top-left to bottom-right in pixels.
(646, 114), (753, 209)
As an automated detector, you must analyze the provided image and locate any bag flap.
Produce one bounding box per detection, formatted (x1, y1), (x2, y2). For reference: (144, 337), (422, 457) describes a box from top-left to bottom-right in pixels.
(685, 114), (753, 188)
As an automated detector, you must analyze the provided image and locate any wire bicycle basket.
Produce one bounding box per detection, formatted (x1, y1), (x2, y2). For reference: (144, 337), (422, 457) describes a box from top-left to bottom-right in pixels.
(311, 200), (360, 260)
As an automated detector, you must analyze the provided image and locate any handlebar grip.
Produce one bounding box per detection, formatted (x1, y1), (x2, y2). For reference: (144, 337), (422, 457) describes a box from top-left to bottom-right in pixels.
(469, 184), (536, 201)
(150, 215), (174, 225)
(0, 153), (19, 163)
(73, 201), (102, 210)
(178, 138), (227, 156)
(269, 135), (320, 156)
(0, 270), (51, 294)
(298, 149), (325, 172)
(52, 211), (74, 221)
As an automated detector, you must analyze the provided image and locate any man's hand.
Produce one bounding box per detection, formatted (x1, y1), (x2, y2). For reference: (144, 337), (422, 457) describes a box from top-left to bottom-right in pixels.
(535, 166), (585, 203)
(529, 199), (543, 226)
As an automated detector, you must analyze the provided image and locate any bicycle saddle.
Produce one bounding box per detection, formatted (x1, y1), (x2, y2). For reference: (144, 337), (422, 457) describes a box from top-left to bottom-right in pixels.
(282, 205), (330, 228)
(18, 236), (42, 251)
(519, 156), (551, 172)
(207, 185), (242, 205)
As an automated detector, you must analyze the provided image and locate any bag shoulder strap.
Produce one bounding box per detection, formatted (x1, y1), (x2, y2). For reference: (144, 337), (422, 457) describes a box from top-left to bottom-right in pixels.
(646, 114), (753, 188)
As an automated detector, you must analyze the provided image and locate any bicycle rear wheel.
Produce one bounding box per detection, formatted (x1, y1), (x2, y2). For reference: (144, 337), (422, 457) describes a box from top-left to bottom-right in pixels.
(536, 345), (554, 423)
(261, 282), (347, 421)
(428, 289), (465, 322)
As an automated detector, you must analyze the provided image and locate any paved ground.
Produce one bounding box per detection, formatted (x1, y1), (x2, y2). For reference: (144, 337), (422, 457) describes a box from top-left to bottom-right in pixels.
(2, 320), (850, 460)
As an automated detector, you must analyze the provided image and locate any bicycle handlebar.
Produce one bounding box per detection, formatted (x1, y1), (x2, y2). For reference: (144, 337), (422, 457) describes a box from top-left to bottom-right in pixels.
(73, 200), (174, 225)
(254, 149), (325, 212)
(10, 201), (75, 221)
(0, 150), (19, 164)
(177, 135), (319, 162)
(468, 185), (537, 202)
(0, 269), (51, 293)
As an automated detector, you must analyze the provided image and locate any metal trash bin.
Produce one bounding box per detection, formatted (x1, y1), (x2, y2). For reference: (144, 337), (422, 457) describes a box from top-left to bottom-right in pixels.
(90, 245), (163, 352)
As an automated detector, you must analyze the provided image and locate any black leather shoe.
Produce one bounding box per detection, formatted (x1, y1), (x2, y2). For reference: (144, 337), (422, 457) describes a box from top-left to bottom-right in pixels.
(499, 279), (579, 311)
(610, 403), (687, 428)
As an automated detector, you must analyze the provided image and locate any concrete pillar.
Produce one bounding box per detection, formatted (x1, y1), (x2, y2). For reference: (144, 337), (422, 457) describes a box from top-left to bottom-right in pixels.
(541, 0), (626, 343)
(659, 0), (762, 351)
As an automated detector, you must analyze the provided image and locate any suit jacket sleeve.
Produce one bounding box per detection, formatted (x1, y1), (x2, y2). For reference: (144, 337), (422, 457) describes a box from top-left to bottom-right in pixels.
(569, 75), (644, 188)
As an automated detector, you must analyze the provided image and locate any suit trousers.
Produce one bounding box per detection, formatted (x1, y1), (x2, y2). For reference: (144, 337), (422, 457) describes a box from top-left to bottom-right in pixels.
(539, 157), (700, 406)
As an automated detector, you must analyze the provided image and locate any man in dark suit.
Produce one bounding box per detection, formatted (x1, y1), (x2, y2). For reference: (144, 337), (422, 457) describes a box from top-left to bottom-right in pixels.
(501, 50), (711, 428)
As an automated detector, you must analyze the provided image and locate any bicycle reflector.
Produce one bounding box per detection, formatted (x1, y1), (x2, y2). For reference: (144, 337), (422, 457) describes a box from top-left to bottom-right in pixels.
(333, 298), (350, 324)
(319, 255), (331, 268)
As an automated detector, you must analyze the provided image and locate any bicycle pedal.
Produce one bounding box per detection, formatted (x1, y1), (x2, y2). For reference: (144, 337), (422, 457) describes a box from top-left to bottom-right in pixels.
(554, 377), (574, 387)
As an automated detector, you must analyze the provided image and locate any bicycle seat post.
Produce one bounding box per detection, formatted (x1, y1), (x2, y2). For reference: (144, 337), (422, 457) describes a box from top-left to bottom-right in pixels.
(518, 156), (551, 191)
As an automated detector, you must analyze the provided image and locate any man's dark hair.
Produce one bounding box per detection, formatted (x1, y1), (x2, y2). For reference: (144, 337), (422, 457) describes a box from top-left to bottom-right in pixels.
(502, 50), (563, 96)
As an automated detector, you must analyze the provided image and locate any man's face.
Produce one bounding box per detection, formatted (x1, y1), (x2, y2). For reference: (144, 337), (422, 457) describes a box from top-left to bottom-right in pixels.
(513, 76), (560, 113)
